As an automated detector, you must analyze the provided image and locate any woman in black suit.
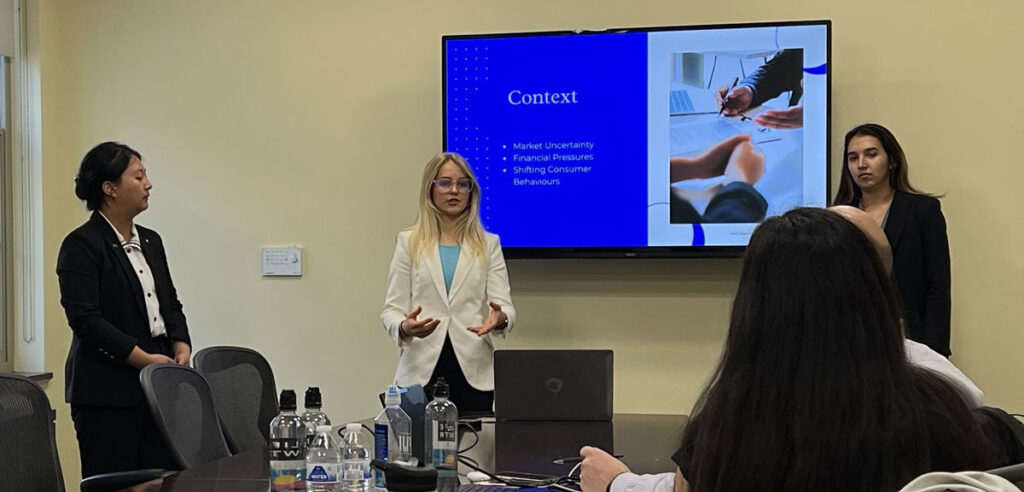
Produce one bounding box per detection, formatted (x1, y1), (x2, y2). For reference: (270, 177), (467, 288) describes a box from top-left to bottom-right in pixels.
(57, 142), (192, 477)
(833, 124), (951, 356)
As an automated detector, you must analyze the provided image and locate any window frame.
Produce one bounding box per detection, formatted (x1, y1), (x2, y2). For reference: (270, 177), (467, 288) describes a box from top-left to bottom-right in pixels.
(0, 55), (12, 372)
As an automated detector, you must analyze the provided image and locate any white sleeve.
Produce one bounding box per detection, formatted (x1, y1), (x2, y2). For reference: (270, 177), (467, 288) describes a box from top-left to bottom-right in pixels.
(485, 234), (515, 337)
(905, 339), (985, 408)
(609, 472), (677, 492)
(898, 471), (1019, 492)
(381, 233), (413, 348)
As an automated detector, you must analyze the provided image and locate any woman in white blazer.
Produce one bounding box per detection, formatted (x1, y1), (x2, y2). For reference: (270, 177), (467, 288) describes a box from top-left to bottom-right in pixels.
(381, 152), (516, 412)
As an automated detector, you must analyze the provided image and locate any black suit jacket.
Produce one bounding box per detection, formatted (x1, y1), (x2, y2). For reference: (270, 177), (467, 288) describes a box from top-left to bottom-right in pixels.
(885, 192), (951, 356)
(741, 49), (804, 108)
(670, 182), (768, 223)
(56, 211), (191, 407)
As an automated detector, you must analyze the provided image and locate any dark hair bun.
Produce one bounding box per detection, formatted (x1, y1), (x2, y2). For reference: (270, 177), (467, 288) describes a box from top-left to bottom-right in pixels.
(74, 142), (142, 210)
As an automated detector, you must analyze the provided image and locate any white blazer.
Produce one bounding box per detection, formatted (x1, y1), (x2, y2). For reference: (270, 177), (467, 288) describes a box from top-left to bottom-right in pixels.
(381, 230), (516, 391)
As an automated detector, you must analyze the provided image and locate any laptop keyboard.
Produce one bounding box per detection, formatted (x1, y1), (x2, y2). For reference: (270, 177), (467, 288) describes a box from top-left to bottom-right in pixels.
(460, 485), (520, 492)
(670, 90), (696, 114)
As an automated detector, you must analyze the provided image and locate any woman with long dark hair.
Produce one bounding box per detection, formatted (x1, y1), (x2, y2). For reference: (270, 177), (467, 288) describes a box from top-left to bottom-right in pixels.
(834, 123), (951, 356)
(579, 208), (997, 492)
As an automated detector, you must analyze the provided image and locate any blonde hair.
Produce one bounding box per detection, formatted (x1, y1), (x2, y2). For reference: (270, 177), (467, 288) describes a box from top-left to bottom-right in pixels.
(407, 152), (487, 263)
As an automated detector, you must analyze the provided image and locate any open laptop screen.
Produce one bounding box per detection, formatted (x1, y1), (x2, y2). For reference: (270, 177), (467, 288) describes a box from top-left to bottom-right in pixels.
(494, 349), (613, 421)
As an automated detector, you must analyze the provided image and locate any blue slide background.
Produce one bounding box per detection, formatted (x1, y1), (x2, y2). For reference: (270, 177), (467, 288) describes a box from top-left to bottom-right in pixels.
(445, 33), (648, 247)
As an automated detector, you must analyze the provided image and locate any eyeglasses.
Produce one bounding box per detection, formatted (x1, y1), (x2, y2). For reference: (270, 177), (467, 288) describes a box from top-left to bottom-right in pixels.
(433, 178), (473, 192)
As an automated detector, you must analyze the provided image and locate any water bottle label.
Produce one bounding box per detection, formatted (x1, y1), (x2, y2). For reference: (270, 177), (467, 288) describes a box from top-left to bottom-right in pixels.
(269, 437), (305, 461)
(373, 423), (389, 460)
(373, 423), (389, 488)
(307, 464), (340, 483)
(432, 420), (457, 446)
(431, 420), (457, 467)
(270, 463), (306, 490)
(432, 448), (457, 467)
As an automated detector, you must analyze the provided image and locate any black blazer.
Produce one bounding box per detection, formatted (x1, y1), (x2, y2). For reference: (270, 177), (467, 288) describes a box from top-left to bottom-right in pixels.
(741, 49), (804, 108)
(56, 211), (190, 407)
(884, 191), (951, 356)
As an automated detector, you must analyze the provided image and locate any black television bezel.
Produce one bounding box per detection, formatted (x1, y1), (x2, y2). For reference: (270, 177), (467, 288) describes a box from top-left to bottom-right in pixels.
(441, 19), (831, 259)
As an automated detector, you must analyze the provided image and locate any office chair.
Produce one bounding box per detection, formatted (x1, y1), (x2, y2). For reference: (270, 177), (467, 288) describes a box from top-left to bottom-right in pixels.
(0, 373), (170, 492)
(977, 408), (1024, 488)
(0, 373), (66, 491)
(193, 345), (278, 454)
(987, 461), (1024, 488)
(139, 363), (232, 469)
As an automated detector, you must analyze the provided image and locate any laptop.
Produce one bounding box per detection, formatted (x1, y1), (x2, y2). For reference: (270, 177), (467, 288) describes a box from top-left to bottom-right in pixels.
(495, 419), (614, 476)
(494, 349), (613, 421)
(669, 87), (720, 116)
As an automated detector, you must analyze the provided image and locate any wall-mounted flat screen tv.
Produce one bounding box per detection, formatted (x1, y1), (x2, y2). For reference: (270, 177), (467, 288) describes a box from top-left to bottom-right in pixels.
(443, 20), (830, 258)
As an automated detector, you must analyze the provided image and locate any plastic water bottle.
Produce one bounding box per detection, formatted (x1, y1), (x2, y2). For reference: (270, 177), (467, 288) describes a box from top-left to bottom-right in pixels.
(269, 389), (307, 490)
(302, 387), (331, 446)
(373, 384), (413, 489)
(340, 423), (372, 492)
(425, 378), (459, 492)
(307, 425), (342, 492)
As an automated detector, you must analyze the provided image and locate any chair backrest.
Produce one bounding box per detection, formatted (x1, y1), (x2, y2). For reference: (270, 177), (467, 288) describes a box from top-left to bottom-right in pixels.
(980, 409), (1024, 488)
(987, 462), (1024, 488)
(193, 346), (278, 454)
(0, 373), (65, 492)
(139, 363), (232, 469)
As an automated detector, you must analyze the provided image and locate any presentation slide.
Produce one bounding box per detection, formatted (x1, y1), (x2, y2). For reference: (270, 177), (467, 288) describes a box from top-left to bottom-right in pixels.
(443, 22), (829, 251)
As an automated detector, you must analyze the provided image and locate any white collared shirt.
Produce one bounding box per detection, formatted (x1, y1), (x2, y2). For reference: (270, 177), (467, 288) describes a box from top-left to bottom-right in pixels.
(99, 212), (167, 338)
(904, 339), (984, 408)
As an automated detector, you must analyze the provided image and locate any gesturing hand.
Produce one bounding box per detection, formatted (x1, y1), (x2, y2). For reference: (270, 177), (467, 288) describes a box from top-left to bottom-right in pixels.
(754, 105), (803, 129)
(579, 446), (630, 492)
(467, 302), (507, 336)
(400, 306), (440, 339)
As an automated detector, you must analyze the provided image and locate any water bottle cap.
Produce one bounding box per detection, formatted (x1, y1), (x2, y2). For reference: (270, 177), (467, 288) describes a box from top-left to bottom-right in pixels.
(316, 424), (331, 433)
(304, 386), (323, 408)
(346, 423), (362, 432)
(384, 384), (402, 405)
(279, 389), (297, 411)
(433, 378), (450, 399)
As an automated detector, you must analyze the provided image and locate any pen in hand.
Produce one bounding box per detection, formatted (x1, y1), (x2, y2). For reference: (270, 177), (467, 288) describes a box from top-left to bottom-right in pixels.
(718, 76), (740, 116)
(552, 454), (624, 465)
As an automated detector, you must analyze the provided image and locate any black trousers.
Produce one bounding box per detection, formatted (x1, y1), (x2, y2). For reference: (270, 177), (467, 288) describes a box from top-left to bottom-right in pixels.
(71, 335), (175, 478)
(428, 334), (494, 413)
(71, 402), (174, 477)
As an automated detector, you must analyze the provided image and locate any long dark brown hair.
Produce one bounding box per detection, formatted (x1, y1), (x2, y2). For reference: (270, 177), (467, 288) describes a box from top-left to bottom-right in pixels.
(833, 123), (936, 205)
(683, 208), (993, 491)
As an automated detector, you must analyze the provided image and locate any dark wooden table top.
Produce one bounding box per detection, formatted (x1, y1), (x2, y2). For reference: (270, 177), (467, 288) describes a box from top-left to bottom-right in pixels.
(119, 413), (688, 491)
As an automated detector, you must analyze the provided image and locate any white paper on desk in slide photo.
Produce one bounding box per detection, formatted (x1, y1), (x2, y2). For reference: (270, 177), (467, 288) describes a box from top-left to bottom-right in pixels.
(669, 116), (767, 155)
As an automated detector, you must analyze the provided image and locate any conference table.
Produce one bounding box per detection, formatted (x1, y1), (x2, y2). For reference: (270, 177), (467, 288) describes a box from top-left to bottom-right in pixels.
(118, 414), (688, 491)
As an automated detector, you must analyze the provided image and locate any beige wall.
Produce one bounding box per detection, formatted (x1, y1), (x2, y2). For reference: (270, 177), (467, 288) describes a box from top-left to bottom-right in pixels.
(34, 0), (1024, 488)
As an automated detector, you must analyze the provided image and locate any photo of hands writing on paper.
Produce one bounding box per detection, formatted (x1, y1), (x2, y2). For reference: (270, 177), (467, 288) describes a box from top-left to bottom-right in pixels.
(668, 49), (804, 224)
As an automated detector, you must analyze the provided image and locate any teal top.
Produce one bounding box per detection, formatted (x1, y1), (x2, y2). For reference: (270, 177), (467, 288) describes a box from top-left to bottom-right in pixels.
(439, 245), (461, 294)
